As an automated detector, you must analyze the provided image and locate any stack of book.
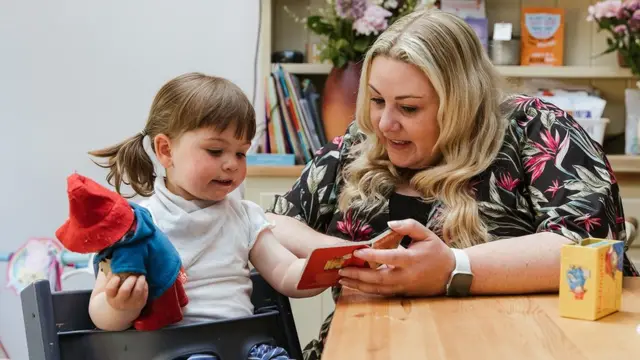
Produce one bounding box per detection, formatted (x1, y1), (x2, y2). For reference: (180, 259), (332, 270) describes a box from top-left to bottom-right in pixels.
(254, 64), (327, 166)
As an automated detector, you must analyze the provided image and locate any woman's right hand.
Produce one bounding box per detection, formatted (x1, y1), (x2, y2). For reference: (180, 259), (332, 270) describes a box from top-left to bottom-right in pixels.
(105, 274), (148, 312)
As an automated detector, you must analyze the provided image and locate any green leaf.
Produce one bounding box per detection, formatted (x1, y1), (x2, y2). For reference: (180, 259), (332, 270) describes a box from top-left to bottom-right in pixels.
(334, 38), (350, 51)
(600, 43), (620, 56)
(353, 37), (370, 53)
(319, 45), (337, 63)
(335, 55), (348, 69)
(337, 19), (354, 41)
(307, 15), (334, 36)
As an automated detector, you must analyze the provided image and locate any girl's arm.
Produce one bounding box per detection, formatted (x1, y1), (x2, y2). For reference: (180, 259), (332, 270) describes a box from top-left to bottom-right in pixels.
(266, 213), (347, 258)
(88, 271), (148, 331)
(249, 228), (327, 298)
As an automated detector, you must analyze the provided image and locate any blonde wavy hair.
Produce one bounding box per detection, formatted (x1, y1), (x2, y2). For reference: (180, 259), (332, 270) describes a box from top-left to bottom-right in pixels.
(338, 8), (509, 248)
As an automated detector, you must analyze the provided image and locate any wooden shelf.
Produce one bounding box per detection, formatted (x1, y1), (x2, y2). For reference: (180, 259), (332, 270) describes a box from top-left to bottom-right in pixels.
(277, 63), (332, 75)
(276, 63), (636, 79)
(247, 165), (305, 177)
(609, 155), (640, 174)
(247, 156), (639, 177)
(497, 66), (635, 79)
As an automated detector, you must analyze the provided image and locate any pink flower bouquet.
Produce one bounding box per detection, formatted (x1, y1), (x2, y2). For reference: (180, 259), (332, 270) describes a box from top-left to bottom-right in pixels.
(587, 0), (640, 78)
(289, 0), (433, 68)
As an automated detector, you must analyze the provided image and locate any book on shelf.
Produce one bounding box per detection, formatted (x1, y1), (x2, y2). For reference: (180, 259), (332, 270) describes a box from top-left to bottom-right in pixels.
(261, 64), (326, 165)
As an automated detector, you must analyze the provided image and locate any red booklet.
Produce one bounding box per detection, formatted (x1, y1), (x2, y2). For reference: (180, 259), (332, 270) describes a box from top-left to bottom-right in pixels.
(296, 229), (404, 290)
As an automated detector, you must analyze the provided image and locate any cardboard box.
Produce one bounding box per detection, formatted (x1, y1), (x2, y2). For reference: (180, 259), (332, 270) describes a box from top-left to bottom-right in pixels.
(559, 238), (624, 320)
(521, 7), (564, 66)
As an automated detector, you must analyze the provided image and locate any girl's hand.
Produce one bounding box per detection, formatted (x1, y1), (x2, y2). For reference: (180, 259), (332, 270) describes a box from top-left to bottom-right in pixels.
(105, 275), (148, 312)
(338, 219), (456, 297)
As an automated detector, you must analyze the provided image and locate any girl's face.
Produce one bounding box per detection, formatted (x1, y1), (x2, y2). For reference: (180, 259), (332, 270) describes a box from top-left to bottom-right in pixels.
(368, 56), (441, 169)
(155, 126), (250, 202)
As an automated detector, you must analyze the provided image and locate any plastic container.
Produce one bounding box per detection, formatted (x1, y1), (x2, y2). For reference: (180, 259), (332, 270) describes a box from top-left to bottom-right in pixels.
(490, 39), (521, 65)
(575, 118), (609, 145)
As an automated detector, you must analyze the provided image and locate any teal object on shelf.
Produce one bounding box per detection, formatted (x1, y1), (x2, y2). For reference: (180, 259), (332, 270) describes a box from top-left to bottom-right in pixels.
(247, 153), (295, 166)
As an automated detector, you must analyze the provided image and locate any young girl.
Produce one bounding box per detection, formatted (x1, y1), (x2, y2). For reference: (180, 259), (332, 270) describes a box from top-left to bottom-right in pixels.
(86, 73), (327, 336)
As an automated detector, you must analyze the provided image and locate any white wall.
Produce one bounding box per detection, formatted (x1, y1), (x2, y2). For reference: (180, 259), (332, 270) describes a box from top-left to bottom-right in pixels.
(0, 1), (262, 358)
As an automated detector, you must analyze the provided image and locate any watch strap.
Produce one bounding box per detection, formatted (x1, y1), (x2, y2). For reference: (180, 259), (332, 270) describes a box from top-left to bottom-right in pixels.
(450, 248), (471, 274)
(446, 248), (473, 296)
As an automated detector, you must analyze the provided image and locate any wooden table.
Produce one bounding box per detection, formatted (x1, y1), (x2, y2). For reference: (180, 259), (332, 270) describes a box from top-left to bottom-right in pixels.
(322, 278), (640, 359)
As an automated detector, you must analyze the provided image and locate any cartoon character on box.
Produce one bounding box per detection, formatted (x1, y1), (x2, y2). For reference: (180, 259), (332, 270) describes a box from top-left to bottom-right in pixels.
(55, 173), (188, 331)
(605, 244), (624, 279)
(566, 266), (589, 300)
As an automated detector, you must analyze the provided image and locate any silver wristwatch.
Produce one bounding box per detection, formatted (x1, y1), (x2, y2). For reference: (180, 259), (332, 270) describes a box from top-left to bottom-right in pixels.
(445, 248), (473, 297)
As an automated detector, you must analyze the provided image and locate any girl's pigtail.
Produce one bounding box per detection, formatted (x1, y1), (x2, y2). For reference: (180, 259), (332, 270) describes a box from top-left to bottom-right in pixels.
(89, 132), (155, 198)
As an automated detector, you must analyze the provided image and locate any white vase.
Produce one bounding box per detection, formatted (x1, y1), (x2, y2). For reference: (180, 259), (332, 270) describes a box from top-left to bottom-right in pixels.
(625, 88), (640, 155)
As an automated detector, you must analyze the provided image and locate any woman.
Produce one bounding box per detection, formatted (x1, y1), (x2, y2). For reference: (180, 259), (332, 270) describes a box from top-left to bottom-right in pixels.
(267, 8), (638, 359)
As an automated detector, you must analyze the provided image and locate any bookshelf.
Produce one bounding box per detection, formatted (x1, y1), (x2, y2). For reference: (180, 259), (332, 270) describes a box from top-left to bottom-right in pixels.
(279, 63), (637, 79)
(259, 0), (640, 159)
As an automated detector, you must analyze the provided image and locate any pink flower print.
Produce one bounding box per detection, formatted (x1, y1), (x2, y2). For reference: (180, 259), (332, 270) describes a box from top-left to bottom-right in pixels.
(513, 95), (532, 107)
(497, 173), (520, 192)
(547, 222), (562, 231)
(336, 210), (373, 241)
(576, 214), (602, 232)
(524, 130), (569, 183)
(524, 151), (553, 184)
(332, 135), (344, 148)
(605, 160), (618, 184)
(540, 129), (563, 152)
(616, 208), (625, 225)
(513, 96), (528, 104)
(545, 179), (562, 197)
(534, 97), (548, 109)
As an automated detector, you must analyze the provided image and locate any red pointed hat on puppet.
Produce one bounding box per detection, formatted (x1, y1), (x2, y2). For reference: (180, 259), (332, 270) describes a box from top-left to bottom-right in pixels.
(55, 173), (134, 253)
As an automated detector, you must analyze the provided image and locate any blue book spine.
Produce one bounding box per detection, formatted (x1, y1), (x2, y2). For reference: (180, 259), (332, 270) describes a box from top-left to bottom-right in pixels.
(247, 154), (296, 166)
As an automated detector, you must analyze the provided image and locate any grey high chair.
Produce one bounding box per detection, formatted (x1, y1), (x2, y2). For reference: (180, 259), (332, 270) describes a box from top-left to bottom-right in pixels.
(20, 269), (303, 360)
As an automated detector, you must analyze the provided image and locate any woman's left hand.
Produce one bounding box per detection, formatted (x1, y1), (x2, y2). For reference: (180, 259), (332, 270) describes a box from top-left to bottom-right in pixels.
(338, 219), (456, 297)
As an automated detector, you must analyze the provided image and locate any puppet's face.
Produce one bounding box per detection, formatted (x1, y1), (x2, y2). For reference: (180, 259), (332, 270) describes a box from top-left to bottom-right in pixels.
(99, 258), (133, 282)
(98, 259), (112, 277)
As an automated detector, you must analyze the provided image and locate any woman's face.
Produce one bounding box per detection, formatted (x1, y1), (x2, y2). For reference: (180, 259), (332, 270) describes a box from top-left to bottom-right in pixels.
(368, 56), (441, 170)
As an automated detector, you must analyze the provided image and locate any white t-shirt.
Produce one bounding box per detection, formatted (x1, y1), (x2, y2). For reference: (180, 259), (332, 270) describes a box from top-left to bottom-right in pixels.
(139, 178), (272, 322)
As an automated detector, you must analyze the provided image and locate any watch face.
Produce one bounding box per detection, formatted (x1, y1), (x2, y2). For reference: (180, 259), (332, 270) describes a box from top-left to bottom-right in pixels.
(449, 273), (473, 296)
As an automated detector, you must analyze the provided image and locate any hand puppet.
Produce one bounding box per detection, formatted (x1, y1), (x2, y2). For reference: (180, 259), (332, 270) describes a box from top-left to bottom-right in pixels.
(56, 173), (188, 331)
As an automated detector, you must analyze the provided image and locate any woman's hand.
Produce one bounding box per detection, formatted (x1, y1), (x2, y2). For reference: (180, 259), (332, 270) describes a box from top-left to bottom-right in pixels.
(338, 219), (455, 297)
(105, 274), (148, 312)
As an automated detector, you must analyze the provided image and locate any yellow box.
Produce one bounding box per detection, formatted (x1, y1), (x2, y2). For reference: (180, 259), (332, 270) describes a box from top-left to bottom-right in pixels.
(559, 238), (624, 320)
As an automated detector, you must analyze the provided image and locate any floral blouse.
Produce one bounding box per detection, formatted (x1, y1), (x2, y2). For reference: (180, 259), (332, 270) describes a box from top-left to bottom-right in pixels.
(267, 95), (638, 360)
